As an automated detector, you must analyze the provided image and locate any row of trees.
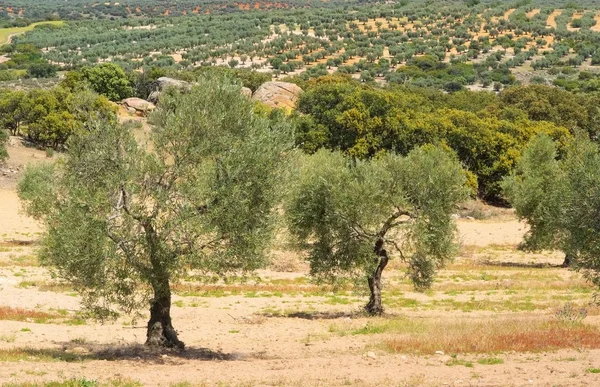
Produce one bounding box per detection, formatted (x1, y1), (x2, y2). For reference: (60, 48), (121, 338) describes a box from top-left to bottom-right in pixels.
(8, 0), (600, 91)
(10, 72), (600, 350)
(17, 77), (469, 347)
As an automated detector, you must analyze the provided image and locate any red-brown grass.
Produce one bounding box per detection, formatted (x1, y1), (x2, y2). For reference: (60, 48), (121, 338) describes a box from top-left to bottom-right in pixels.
(384, 317), (600, 354)
(0, 306), (58, 322)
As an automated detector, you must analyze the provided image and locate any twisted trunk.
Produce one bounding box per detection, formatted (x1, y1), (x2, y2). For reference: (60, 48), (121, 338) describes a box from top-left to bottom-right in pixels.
(146, 279), (184, 349)
(143, 220), (184, 349)
(365, 238), (389, 315)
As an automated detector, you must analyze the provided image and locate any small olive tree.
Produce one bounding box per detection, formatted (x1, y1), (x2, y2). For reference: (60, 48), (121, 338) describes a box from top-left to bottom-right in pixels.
(285, 146), (468, 315)
(18, 78), (291, 348)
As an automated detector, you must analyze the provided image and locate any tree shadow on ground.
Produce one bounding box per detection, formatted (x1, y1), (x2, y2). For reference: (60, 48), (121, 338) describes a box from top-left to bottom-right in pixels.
(6, 343), (263, 363)
(479, 259), (564, 269)
(282, 310), (398, 320)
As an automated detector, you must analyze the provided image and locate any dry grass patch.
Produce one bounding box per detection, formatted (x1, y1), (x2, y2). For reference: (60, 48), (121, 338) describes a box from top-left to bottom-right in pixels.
(383, 316), (600, 354)
(172, 279), (351, 297)
(18, 280), (74, 292)
(0, 306), (59, 322)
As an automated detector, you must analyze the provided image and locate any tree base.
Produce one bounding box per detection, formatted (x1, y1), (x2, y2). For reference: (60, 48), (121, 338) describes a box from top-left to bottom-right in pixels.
(365, 301), (384, 316)
(146, 321), (185, 349)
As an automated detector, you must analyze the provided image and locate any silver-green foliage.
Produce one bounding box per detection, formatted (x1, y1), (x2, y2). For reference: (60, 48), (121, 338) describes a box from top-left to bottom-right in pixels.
(502, 134), (567, 252)
(504, 134), (600, 286)
(18, 77), (292, 320)
(286, 145), (468, 294)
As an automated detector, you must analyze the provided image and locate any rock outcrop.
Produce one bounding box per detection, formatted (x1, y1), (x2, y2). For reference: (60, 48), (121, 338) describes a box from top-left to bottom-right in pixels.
(252, 81), (303, 109)
(147, 77), (193, 104)
(122, 97), (156, 116)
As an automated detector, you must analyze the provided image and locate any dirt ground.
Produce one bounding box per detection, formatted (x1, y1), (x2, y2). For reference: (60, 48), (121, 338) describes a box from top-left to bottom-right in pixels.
(2, 139), (600, 387)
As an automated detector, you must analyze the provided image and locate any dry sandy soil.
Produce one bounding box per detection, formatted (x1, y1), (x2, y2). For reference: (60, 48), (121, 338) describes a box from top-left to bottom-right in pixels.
(2, 138), (600, 387)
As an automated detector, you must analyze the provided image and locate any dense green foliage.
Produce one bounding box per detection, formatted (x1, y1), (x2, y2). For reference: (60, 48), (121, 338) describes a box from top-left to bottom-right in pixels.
(2, 0), (599, 92)
(295, 80), (572, 201)
(18, 77), (292, 347)
(0, 86), (116, 149)
(79, 63), (133, 102)
(286, 145), (468, 313)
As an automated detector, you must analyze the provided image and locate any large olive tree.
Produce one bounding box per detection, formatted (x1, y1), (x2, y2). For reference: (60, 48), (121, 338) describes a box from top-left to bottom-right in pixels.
(18, 78), (291, 348)
(285, 146), (468, 315)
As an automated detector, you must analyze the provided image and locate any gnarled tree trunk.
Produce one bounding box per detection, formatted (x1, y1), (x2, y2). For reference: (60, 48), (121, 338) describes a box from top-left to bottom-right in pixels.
(146, 280), (184, 349)
(365, 238), (389, 316)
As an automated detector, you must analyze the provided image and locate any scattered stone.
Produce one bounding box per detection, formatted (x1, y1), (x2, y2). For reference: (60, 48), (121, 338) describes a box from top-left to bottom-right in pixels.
(252, 81), (303, 110)
(366, 351), (377, 359)
(435, 350), (445, 355)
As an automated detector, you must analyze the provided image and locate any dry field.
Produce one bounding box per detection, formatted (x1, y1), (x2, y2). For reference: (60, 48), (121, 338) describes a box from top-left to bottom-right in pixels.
(2, 139), (600, 387)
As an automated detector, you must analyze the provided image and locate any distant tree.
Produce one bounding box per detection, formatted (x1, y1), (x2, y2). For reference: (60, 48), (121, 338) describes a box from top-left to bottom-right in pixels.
(27, 63), (58, 79)
(286, 146), (468, 315)
(80, 63), (133, 101)
(228, 59), (239, 68)
(18, 78), (292, 348)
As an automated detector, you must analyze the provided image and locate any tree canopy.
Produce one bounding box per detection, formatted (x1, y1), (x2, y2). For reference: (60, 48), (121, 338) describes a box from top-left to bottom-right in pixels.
(503, 134), (600, 271)
(286, 145), (468, 314)
(18, 77), (292, 348)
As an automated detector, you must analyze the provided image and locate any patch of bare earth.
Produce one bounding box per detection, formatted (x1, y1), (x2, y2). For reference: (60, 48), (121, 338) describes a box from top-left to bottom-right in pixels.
(547, 9), (562, 29)
(593, 13), (600, 32)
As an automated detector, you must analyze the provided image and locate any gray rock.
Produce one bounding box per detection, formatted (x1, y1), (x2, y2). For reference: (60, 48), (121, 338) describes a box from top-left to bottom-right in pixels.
(156, 77), (192, 91)
(147, 91), (161, 104)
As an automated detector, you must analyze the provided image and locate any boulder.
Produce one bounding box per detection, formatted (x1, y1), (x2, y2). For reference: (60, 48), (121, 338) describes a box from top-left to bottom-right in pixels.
(252, 81), (303, 110)
(156, 77), (192, 91)
(241, 87), (253, 98)
(122, 97), (156, 116)
(147, 77), (193, 104)
(147, 91), (161, 104)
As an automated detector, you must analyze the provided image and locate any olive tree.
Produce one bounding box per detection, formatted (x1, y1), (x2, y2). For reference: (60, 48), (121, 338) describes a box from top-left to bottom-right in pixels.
(18, 78), (292, 348)
(285, 146), (468, 315)
(502, 134), (572, 266)
(504, 134), (600, 273)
